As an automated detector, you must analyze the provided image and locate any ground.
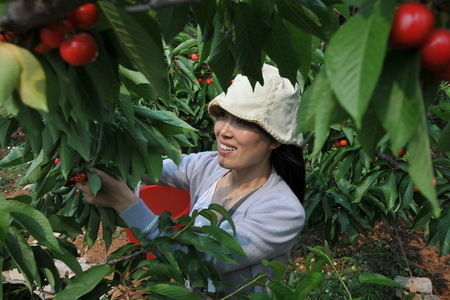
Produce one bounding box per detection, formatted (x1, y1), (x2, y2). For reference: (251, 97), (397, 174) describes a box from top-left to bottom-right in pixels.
(1, 132), (449, 299)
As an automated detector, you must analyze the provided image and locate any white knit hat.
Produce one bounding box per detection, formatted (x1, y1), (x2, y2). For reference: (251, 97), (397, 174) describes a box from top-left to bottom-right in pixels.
(208, 64), (303, 146)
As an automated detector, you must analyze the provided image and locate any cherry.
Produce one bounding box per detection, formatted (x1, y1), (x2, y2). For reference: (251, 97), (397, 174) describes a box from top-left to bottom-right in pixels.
(420, 28), (450, 71)
(197, 78), (204, 83)
(0, 31), (15, 43)
(339, 139), (348, 147)
(53, 158), (61, 165)
(73, 173), (87, 183)
(397, 149), (406, 157)
(39, 20), (74, 48)
(59, 33), (98, 66)
(66, 4), (99, 30)
(190, 53), (199, 60)
(334, 140), (341, 148)
(33, 42), (53, 54)
(389, 2), (434, 51)
(206, 78), (214, 85)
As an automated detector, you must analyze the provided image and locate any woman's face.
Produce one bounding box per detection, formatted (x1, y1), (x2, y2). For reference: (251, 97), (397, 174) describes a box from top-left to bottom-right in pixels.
(213, 109), (278, 173)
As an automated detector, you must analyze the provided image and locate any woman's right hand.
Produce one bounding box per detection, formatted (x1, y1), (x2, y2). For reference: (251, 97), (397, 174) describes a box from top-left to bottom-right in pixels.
(75, 168), (139, 213)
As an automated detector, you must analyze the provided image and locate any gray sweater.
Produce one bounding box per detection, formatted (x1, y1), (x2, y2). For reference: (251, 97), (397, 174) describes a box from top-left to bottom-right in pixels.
(121, 151), (305, 294)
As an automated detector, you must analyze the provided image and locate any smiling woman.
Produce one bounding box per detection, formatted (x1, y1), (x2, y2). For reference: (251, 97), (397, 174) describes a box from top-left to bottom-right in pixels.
(76, 64), (306, 296)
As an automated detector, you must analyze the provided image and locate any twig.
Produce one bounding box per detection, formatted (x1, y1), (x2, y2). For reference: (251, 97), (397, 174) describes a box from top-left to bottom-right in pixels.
(106, 249), (149, 265)
(375, 148), (402, 170)
(394, 227), (414, 279)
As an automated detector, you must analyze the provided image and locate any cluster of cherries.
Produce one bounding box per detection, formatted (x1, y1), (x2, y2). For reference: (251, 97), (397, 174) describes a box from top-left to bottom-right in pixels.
(334, 138), (349, 148)
(190, 55), (215, 85)
(34, 3), (99, 66)
(0, 31), (15, 42)
(389, 2), (450, 81)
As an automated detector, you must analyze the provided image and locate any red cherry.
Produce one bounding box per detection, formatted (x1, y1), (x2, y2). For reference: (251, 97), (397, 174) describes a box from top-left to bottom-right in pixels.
(334, 140), (341, 148)
(339, 139), (348, 147)
(190, 53), (199, 60)
(33, 42), (53, 54)
(0, 31), (15, 43)
(39, 20), (74, 48)
(420, 28), (450, 71)
(53, 158), (61, 165)
(66, 4), (99, 30)
(59, 33), (98, 66)
(397, 149), (406, 157)
(206, 78), (214, 85)
(197, 77), (204, 83)
(73, 173), (87, 183)
(389, 2), (435, 51)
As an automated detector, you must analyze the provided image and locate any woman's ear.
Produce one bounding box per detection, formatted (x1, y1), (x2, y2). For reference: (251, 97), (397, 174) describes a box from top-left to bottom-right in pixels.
(270, 141), (281, 150)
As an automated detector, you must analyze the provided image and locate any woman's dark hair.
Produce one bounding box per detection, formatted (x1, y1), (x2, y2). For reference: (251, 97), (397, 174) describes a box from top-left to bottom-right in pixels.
(271, 144), (306, 203)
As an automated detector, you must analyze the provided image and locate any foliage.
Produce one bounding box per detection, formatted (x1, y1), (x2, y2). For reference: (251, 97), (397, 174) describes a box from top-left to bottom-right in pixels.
(0, 0), (450, 298)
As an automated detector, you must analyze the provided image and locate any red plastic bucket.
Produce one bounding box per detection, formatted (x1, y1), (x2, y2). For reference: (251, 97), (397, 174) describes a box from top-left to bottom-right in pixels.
(124, 185), (191, 259)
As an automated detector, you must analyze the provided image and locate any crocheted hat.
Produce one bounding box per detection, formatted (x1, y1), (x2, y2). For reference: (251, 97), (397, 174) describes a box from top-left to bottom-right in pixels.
(208, 64), (303, 146)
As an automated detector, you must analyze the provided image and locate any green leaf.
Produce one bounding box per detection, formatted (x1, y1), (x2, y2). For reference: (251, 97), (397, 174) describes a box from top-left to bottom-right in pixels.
(0, 116), (19, 147)
(408, 99), (439, 217)
(86, 169), (102, 197)
(119, 65), (156, 100)
(100, 1), (170, 101)
(372, 50), (421, 151)
(355, 104), (386, 158)
(67, 123), (91, 161)
(326, 0), (395, 128)
(296, 67), (347, 154)
(277, 0), (337, 42)
(20, 150), (49, 185)
(358, 273), (402, 287)
(201, 226), (246, 257)
(32, 246), (62, 292)
(0, 43), (20, 111)
(179, 231), (237, 264)
(0, 146), (30, 167)
(4, 226), (41, 289)
(437, 122), (450, 153)
(264, 12), (300, 86)
(134, 106), (196, 135)
(208, 17), (236, 92)
(293, 272), (325, 299)
(84, 205), (101, 248)
(0, 43), (48, 112)
(0, 204), (10, 245)
(157, 5), (190, 43)
(144, 283), (202, 300)
(53, 264), (112, 300)
(353, 171), (383, 203)
(5, 199), (63, 254)
(60, 135), (81, 179)
(208, 203), (237, 235)
(262, 258), (287, 281)
(48, 215), (83, 240)
(267, 281), (294, 298)
(232, 2), (270, 83)
(380, 172), (398, 211)
(285, 20), (312, 84)
(52, 239), (83, 276)
(431, 207), (450, 255)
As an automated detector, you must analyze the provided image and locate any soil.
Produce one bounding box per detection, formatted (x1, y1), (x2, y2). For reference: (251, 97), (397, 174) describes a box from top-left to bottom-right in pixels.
(1, 132), (449, 299)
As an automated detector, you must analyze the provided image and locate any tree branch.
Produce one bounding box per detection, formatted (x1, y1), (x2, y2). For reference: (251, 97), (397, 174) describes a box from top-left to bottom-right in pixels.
(0, 0), (204, 34)
(0, 0), (94, 34)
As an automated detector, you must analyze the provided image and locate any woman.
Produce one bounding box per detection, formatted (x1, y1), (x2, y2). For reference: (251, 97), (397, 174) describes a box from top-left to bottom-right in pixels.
(77, 64), (306, 295)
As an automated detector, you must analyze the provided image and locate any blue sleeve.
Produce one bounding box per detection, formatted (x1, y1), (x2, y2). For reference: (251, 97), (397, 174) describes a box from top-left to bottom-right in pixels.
(120, 199), (161, 240)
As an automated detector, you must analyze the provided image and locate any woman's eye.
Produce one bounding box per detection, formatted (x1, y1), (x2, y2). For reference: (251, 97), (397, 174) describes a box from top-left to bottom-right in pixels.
(236, 118), (252, 127)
